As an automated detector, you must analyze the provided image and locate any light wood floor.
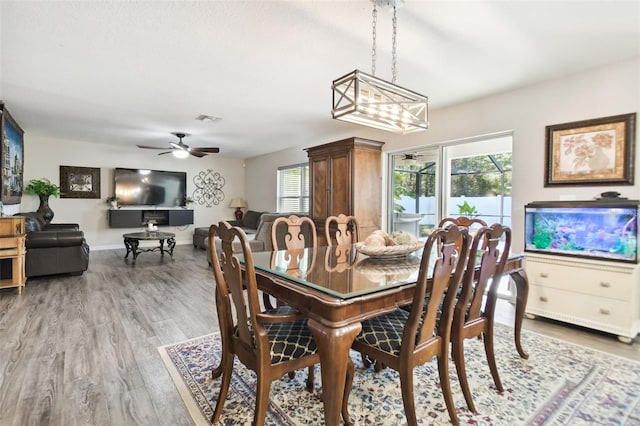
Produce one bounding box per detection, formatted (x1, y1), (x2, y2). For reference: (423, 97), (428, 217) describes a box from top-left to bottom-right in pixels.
(0, 246), (638, 425)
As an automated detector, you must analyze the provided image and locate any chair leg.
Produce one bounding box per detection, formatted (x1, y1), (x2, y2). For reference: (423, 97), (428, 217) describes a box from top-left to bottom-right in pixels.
(361, 353), (372, 368)
(399, 365), (418, 426)
(211, 357), (224, 379)
(211, 354), (234, 424)
(483, 330), (503, 392)
(373, 360), (385, 372)
(437, 353), (459, 425)
(306, 365), (315, 391)
(342, 358), (355, 426)
(253, 374), (271, 426)
(452, 334), (476, 413)
(288, 371), (295, 380)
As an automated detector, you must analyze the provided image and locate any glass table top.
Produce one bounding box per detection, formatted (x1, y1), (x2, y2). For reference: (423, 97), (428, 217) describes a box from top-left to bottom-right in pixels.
(247, 245), (424, 299)
(243, 244), (521, 300)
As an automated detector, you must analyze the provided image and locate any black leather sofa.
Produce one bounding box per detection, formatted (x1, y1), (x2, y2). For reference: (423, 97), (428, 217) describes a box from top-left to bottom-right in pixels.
(15, 212), (90, 278)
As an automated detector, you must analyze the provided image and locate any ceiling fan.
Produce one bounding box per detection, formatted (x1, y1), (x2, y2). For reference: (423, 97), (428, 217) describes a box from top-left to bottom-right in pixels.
(136, 132), (220, 158)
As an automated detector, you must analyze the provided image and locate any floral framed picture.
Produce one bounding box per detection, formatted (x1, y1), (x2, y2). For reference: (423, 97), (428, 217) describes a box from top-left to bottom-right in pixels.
(60, 166), (101, 198)
(545, 113), (636, 186)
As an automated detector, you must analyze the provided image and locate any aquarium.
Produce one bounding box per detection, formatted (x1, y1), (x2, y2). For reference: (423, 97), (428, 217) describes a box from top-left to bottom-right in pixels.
(524, 200), (639, 263)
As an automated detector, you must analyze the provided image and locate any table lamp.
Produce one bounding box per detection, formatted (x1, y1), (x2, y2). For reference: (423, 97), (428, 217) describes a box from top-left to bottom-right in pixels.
(229, 197), (248, 220)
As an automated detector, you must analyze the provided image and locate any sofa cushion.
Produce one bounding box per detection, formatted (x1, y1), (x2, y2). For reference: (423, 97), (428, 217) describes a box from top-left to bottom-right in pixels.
(242, 210), (262, 230)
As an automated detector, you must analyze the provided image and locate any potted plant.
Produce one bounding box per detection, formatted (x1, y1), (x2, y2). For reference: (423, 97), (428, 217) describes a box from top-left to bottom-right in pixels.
(457, 200), (478, 217)
(25, 178), (61, 223)
(106, 196), (120, 209)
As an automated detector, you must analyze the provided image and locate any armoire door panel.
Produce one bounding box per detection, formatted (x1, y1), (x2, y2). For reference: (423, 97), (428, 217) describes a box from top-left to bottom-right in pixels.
(329, 153), (350, 216)
(311, 158), (328, 220)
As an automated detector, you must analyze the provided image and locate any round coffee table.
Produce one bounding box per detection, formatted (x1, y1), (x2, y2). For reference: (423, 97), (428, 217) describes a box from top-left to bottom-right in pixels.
(123, 231), (176, 264)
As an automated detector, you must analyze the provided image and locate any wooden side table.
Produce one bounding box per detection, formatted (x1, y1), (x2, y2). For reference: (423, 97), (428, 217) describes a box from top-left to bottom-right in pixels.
(0, 216), (26, 293)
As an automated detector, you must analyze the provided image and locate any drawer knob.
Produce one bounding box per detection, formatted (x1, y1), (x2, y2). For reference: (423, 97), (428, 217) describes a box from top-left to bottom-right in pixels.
(599, 282), (611, 288)
(539, 272), (549, 278)
(599, 308), (610, 315)
(539, 296), (548, 302)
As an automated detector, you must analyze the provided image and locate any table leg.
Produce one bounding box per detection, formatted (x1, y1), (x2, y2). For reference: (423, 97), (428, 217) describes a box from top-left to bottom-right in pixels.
(124, 237), (133, 259)
(130, 240), (140, 264)
(167, 237), (176, 259)
(159, 239), (165, 256)
(308, 318), (361, 426)
(509, 269), (529, 359)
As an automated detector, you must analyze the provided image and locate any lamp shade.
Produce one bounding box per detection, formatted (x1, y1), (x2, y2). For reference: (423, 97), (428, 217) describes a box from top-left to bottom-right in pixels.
(229, 197), (247, 208)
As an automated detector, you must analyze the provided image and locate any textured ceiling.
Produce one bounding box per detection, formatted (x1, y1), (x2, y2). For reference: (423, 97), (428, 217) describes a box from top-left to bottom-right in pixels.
(1, 1), (639, 159)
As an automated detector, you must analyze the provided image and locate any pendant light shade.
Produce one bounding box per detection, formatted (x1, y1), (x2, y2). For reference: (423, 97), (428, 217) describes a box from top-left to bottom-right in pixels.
(332, 69), (428, 134)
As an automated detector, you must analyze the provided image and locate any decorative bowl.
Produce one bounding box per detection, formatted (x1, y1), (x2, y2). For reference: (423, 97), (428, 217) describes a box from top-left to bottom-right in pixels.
(355, 242), (423, 259)
(356, 256), (421, 283)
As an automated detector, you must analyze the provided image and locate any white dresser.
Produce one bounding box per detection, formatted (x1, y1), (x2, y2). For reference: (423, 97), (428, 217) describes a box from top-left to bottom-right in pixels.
(525, 253), (640, 343)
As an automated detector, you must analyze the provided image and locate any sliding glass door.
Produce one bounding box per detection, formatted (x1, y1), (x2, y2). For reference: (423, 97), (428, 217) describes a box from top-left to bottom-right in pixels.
(388, 133), (512, 238)
(390, 148), (439, 238)
(443, 136), (512, 227)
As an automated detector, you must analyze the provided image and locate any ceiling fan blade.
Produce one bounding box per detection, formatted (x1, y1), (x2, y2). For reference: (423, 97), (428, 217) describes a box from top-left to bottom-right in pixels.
(170, 142), (187, 150)
(137, 144), (169, 150)
(190, 147), (220, 153)
(188, 151), (207, 158)
(158, 151), (173, 155)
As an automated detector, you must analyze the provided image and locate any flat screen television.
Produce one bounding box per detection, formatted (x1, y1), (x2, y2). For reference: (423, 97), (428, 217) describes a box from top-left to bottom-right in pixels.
(114, 168), (187, 207)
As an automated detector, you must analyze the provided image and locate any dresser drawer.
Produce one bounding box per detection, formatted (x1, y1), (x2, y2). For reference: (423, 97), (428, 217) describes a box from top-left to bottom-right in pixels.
(0, 236), (25, 256)
(526, 259), (632, 300)
(527, 284), (633, 330)
(0, 217), (24, 236)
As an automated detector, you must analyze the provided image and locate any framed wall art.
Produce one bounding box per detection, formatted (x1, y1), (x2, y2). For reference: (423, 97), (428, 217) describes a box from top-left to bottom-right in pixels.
(545, 113), (636, 186)
(0, 104), (25, 205)
(60, 166), (101, 198)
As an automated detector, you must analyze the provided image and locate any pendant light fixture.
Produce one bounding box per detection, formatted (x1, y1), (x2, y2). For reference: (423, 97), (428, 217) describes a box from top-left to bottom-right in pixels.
(331, 0), (428, 134)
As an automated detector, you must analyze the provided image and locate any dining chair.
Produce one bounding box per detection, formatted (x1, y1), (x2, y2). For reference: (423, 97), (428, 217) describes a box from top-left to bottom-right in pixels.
(451, 223), (511, 413)
(208, 221), (320, 425)
(271, 214), (317, 251)
(439, 216), (488, 249)
(267, 215), (317, 309)
(348, 224), (471, 425)
(325, 214), (360, 246)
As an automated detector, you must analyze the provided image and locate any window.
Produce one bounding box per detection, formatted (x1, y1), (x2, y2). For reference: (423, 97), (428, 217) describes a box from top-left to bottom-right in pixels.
(277, 163), (309, 212)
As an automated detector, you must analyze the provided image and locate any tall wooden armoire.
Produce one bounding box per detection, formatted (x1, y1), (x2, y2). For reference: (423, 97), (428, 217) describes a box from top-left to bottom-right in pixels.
(305, 137), (384, 244)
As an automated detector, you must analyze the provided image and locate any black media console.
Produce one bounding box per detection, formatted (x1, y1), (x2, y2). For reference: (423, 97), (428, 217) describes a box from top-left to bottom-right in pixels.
(108, 209), (194, 228)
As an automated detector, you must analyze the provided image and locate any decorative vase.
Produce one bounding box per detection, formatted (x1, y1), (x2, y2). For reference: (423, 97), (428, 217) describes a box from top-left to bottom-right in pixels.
(37, 195), (54, 223)
(110, 201), (119, 209)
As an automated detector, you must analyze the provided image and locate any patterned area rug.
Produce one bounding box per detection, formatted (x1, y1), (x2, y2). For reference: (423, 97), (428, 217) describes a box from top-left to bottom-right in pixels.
(158, 324), (640, 425)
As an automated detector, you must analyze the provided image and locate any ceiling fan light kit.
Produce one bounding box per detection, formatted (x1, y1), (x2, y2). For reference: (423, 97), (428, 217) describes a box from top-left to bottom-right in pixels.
(331, 0), (428, 134)
(172, 149), (189, 159)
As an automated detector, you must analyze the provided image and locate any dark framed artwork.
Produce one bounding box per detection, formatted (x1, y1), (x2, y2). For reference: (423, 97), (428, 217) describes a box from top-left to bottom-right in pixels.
(0, 105), (25, 205)
(545, 113), (636, 186)
(60, 166), (101, 199)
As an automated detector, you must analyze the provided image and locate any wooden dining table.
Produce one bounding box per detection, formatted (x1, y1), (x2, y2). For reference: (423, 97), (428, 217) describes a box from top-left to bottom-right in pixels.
(244, 244), (530, 426)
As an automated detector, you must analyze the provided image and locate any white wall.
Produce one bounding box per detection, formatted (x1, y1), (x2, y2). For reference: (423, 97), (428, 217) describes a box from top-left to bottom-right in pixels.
(4, 135), (246, 249)
(245, 57), (640, 253)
